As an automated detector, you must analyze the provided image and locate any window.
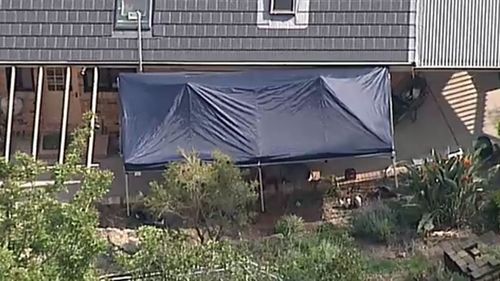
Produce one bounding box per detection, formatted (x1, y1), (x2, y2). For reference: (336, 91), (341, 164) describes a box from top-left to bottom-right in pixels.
(46, 68), (66, 91)
(5, 68), (34, 92)
(270, 0), (295, 14)
(83, 68), (136, 92)
(115, 0), (153, 31)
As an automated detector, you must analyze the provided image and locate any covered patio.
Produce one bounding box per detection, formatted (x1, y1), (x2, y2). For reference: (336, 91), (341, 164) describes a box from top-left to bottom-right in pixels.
(118, 67), (396, 213)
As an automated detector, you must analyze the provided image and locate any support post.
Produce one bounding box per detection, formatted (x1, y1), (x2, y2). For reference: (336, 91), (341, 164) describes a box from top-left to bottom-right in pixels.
(4, 66), (15, 162)
(136, 11), (143, 72)
(58, 66), (71, 164)
(392, 152), (399, 188)
(258, 162), (265, 213)
(32, 67), (44, 159)
(125, 172), (130, 216)
(388, 71), (399, 188)
(87, 67), (99, 168)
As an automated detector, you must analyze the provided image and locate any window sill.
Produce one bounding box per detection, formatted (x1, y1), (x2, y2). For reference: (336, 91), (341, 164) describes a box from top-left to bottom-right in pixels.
(111, 30), (153, 39)
(269, 10), (296, 15)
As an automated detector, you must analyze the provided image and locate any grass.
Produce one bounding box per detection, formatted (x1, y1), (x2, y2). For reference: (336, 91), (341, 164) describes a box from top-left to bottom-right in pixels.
(365, 254), (431, 279)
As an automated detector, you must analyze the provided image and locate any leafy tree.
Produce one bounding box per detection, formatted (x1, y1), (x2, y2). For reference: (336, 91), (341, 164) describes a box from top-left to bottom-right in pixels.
(146, 151), (257, 243)
(0, 113), (113, 281)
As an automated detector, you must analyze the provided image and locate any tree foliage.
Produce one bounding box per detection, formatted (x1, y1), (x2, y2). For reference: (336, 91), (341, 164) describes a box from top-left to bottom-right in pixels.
(146, 151), (258, 243)
(0, 112), (113, 281)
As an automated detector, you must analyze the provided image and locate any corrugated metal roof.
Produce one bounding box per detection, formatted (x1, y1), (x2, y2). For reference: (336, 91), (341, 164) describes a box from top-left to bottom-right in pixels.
(0, 0), (415, 64)
(417, 0), (500, 68)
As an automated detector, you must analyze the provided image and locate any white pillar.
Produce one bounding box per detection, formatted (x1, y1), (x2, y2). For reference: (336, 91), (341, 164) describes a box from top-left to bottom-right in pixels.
(4, 66), (16, 162)
(32, 67), (44, 158)
(87, 67), (99, 168)
(137, 11), (143, 72)
(58, 66), (71, 164)
(388, 71), (399, 188)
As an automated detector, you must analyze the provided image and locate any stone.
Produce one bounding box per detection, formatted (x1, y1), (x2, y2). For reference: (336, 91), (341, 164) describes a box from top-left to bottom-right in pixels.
(396, 251), (407, 258)
(458, 250), (469, 258)
(441, 241), (453, 252)
(99, 227), (140, 254)
(488, 258), (500, 267)
(462, 240), (478, 250)
(443, 236), (500, 281)
(476, 258), (487, 268)
(469, 247), (481, 257)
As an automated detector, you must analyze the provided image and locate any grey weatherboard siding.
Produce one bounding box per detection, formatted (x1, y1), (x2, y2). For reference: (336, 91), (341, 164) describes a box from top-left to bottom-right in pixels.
(0, 0), (415, 64)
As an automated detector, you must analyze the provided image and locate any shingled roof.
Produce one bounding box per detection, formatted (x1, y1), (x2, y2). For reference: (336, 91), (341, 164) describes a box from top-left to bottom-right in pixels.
(0, 0), (415, 65)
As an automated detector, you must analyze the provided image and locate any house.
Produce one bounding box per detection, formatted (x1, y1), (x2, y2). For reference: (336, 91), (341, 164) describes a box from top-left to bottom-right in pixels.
(12, 0), (500, 202)
(411, 0), (500, 160)
(417, 0), (500, 69)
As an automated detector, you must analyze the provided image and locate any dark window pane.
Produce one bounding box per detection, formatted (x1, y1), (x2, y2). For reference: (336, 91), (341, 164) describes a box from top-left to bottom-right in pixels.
(273, 0), (294, 12)
(6, 68), (34, 92)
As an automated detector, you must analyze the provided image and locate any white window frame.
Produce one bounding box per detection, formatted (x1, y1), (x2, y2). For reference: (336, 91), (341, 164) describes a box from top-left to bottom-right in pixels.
(46, 68), (66, 91)
(115, 0), (153, 31)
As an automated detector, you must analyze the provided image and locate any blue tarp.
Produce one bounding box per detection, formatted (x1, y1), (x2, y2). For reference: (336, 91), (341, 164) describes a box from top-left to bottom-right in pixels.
(119, 67), (393, 171)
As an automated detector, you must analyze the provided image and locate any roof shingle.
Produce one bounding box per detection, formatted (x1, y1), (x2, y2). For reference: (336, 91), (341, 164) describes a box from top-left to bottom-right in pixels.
(0, 0), (415, 64)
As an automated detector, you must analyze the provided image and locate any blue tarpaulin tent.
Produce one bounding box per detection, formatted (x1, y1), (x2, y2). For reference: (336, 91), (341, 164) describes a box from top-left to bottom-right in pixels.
(118, 67), (394, 172)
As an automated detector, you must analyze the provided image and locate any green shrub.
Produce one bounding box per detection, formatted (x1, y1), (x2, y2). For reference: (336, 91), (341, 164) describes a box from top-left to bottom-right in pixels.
(274, 214), (305, 237)
(279, 234), (366, 281)
(490, 190), (500, 230)
(405, 262), (468, 281)
(146, 151), (258, 243)
(316, 223), (349, 239)
(406, 150), (498, 234)
(351, 202), (397, 243)
(235, 222), (367, 281)
(117, 226), (279, 281)
(474, 136), (494, 161)
(365, 254), (430, 278)
(385, 200), (423, 233)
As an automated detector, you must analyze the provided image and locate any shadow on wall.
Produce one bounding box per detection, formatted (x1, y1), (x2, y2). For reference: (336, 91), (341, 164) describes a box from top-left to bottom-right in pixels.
(305, 71), (500, 177)
(395, 71), (500, 161)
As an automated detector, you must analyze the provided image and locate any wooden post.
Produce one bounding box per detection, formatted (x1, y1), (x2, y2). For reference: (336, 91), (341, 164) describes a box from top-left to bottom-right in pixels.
(258, 162), (265, 212)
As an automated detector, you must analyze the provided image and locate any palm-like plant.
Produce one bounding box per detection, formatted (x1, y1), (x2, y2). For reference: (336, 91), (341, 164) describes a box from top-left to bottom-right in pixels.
(405, 149), (498, 235)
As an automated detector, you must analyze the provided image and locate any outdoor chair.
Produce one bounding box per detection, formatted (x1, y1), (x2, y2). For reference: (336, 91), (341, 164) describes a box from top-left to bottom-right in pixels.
(392, 75), (429, 124)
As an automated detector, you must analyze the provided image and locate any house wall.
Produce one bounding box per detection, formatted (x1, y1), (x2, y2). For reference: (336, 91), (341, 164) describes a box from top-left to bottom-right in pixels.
(0, 0), (415, 64)
(417, 0), (500, 68)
